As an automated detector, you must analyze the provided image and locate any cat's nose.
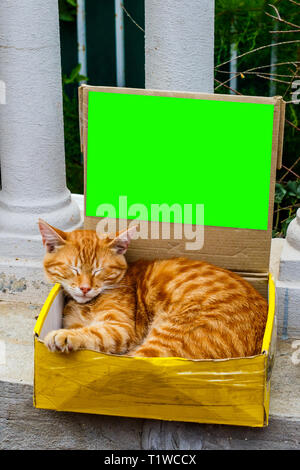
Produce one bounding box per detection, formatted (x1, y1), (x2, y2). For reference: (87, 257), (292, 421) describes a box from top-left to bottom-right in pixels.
(80, 286), (91, 295)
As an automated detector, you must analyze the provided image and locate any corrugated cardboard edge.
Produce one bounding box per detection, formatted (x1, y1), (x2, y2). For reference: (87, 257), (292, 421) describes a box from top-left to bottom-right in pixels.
(34, 283), (62, 337)
(276, 97), (286, 170)
(78, 84), (87, 154)
(79, 85), (281, 105)
(80, 84), (89, 218)
(79, 86), (285, 277)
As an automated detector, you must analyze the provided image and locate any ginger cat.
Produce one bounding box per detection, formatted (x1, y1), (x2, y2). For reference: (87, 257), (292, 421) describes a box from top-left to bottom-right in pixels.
(39, 219), (268, 359)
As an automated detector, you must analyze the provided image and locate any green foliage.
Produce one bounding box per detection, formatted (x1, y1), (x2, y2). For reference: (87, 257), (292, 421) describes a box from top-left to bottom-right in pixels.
(215, 0), (300, 237)
(59, 0), (86, 194)
(59, 0), (77, 22)
(215, 0), (266, 66)
(60, 0), (299, 238)
(273, 180), (300, 237)
(62, 64), (87, 86)
(62, 65), (87, 194)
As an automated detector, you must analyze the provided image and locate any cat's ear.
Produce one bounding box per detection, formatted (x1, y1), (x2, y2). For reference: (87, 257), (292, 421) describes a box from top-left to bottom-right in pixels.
(38, 219), (66, 253)
(107, 225), (138, 255)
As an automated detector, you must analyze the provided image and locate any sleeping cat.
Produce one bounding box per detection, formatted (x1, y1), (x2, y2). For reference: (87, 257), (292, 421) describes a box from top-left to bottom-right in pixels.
(38, 219), (268, 359)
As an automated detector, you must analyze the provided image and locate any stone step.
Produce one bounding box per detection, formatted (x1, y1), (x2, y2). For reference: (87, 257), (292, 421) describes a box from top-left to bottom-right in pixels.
(0, 380), (299, 450)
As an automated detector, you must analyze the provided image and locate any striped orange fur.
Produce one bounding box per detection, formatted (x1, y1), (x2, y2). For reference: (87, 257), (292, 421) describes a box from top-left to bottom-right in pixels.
(39, 220), (268, 359)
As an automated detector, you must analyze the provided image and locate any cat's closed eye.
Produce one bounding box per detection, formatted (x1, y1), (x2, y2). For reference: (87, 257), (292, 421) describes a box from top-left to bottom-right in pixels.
(69, 266), (81, 275)
(92, 268), (103, 276)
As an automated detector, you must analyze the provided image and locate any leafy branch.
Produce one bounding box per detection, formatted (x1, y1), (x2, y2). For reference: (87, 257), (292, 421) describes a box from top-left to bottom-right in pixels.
(265, 3), (300, 31)
(274, 180), (300, 236)
(59, 0), (77, 23)
(215, 0), (300, 237)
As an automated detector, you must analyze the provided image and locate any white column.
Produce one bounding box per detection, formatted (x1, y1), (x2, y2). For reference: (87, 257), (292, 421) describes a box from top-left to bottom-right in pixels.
(229, 26), (238, 95)
(114, 0), (126, 87)
(0, 0), (82, 261)
(143, 1), (215, 444)
(276, 209), (300, 338)
(145, 0), (215, 92)
(77, 0), (87, 82)
(270, 21), (278, 97)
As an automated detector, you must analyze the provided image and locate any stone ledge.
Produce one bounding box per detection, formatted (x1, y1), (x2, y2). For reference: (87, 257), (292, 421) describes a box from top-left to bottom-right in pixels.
(0, 380), (299, 450)
(0, 257), (51, 304)
(276, 282), (300, 338)
(0, 194), (84, 304)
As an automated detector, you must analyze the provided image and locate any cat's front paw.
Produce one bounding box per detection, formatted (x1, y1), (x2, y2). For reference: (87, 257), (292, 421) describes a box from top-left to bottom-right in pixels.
(44, 329), (81, 353)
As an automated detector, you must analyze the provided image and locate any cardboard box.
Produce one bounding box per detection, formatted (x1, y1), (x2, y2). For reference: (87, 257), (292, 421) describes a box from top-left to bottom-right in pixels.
(33, 86), (284, 426)
(80, 86), (285, 296)
(34, 276), (276, 427)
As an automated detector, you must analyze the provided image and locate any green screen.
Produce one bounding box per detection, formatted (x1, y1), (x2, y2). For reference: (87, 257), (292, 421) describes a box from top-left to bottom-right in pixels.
(86, 91), (274, 230)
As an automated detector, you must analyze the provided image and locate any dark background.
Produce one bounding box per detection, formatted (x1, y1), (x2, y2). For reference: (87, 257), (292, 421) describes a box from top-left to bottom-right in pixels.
(59, 0), (300, 237)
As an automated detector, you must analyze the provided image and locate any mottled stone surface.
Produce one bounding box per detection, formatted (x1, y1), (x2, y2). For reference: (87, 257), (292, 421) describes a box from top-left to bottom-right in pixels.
(0, 381), (299, 450)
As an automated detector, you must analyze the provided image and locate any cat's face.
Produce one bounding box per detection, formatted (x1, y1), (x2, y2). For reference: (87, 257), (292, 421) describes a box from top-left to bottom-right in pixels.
(38, 220), (136, 304)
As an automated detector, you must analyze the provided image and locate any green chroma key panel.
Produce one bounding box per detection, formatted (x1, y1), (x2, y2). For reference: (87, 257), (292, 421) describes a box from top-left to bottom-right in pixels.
(86, 91), (274, 230)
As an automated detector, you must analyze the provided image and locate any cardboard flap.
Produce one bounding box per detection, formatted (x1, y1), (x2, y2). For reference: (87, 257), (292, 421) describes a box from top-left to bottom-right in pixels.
(80, 86), (285, 275)
(276, 96), (286, 169)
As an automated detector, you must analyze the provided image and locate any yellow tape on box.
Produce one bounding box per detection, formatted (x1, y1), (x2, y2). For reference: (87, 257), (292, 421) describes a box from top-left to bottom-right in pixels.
(33, 276), (276, 427)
